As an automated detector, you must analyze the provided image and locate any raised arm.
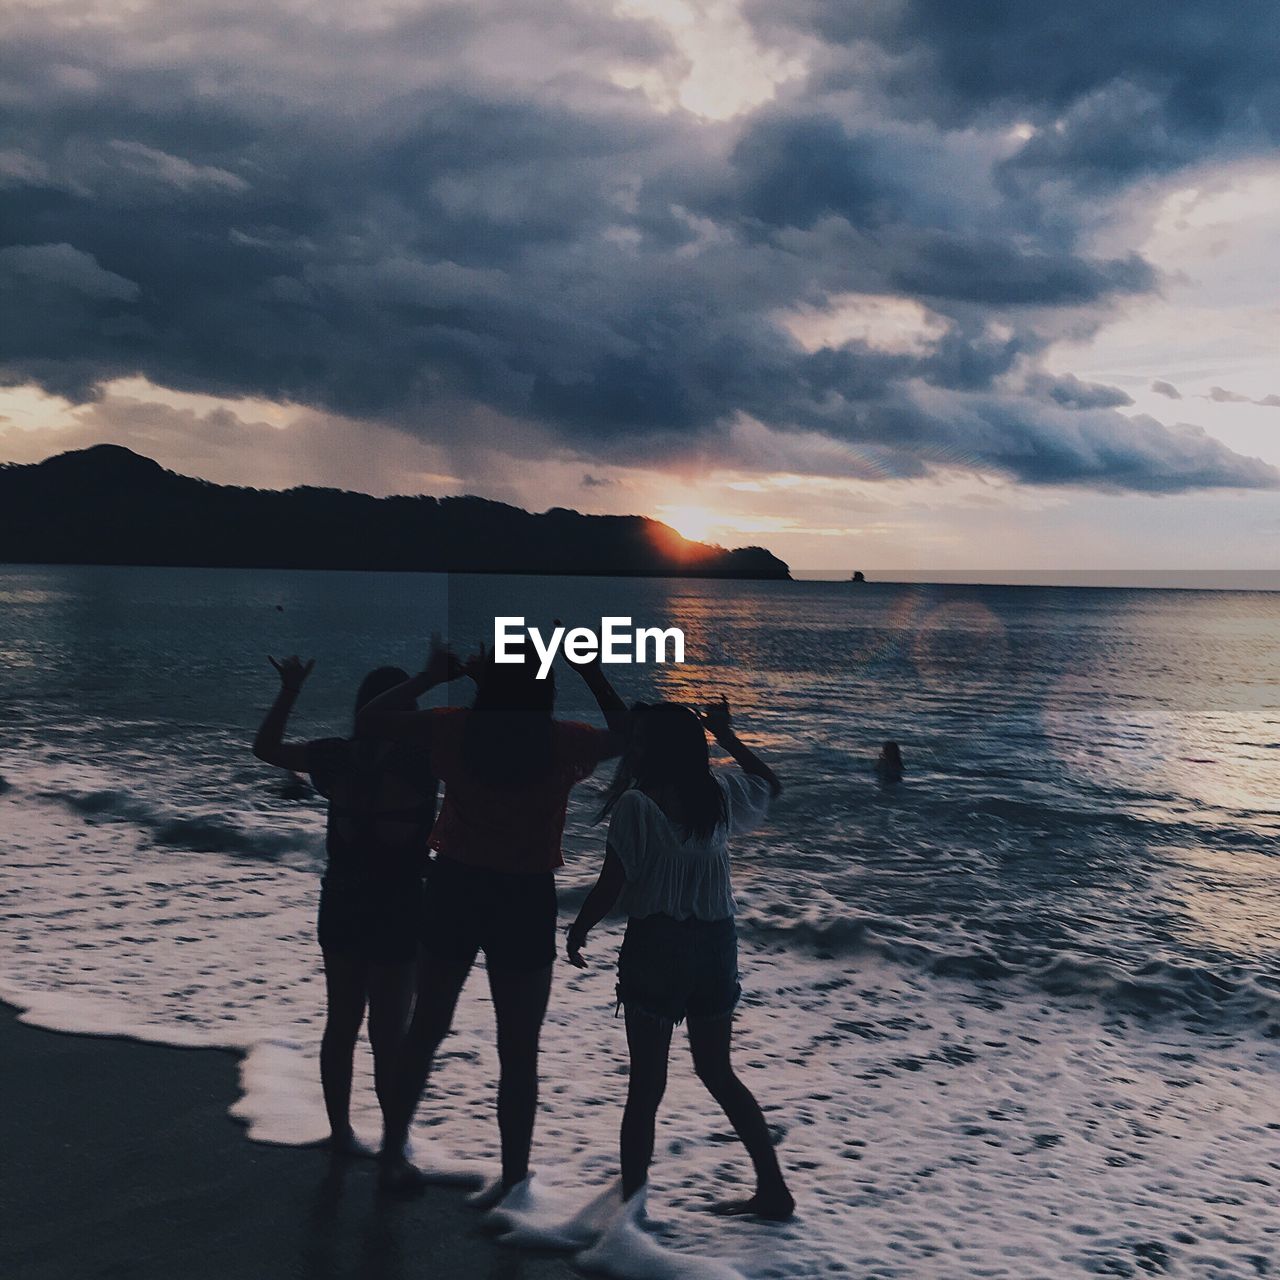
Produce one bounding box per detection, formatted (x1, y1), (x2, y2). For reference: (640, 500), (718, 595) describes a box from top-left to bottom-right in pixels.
(353, 638), (464, 741)
(575, 657), (629, 737)
(252, 655), (315, 771)
(702, 696), (782, 798)
(554, 618), (628, 737)
(565, 847), (626, 968)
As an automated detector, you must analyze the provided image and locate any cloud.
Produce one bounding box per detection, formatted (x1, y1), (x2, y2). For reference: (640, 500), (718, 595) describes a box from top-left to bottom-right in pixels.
(804, 389), (1278, 493)
(888, 235), (1154, 306)
(926, 398), (1276, 493)
(754, 0), (1280, 190)
(718, 112), (888, 230)
(1151, 380), (1182, 399)
(1201, 385), (1280, 408)
(1026, 373), (1133, 410)
(0, 391), (463, 496)
(0, 244), (143, 400)
(0, 243), (139, 300)
(0, 0), (1272, 499)
(106, 140), (249, 194)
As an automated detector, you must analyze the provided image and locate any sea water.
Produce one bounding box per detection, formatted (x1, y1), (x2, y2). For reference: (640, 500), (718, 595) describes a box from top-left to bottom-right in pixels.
(1, 565), (1277, 1277)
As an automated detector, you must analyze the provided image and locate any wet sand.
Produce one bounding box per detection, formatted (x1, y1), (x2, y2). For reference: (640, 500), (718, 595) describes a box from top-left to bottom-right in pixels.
(0, 1001), (574, 1280)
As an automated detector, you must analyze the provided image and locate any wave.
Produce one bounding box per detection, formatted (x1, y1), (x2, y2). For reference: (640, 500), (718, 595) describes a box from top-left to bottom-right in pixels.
(36, 784), (307, 860)
(16, 771), (1280, 1035)
(742, 911), (1280, 1033)
(920, 793), (1280, 850)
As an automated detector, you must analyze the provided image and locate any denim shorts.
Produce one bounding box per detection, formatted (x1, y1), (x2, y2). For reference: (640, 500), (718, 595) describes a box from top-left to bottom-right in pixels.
(617, 914), (740, 1025)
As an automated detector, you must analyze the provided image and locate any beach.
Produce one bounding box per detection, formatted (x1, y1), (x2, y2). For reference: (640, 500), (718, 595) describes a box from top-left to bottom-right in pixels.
(7, 0), (1280, 1269)
(6, 913), (1278, 1279)
(2, 565), (1279, 1277)
(0, 1000), (577, 1280)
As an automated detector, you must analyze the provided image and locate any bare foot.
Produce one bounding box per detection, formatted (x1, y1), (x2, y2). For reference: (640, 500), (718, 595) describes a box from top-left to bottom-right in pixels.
(325, 1129), (375, 1160)
(711, 1189), (796, 1222)
(466, 1176), (507, 1210)
(378, 1157), (430, 1197)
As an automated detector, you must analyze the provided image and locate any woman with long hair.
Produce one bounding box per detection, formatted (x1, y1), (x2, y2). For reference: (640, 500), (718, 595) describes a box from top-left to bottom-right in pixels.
(252, 656), (442, 1153)
(356, 638), (625, 1196)
(567, 697), (795, 1220)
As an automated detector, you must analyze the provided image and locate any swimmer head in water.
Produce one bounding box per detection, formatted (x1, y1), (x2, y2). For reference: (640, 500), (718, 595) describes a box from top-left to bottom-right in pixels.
(875, 740), (904, 783)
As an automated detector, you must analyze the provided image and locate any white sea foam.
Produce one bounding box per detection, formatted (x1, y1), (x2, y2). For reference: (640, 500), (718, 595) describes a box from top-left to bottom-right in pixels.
(2, 781), (1279, 1278)
(576, 1189), (750, 1280)
(492, 1177), (623, 1250)
(482, 1178), (753, 1278)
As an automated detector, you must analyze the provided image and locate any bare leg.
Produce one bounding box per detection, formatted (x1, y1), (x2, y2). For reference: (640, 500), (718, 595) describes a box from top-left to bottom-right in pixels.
(320, 949), (368, 1149)
(620, 1008), (674, 1200)
(687, 1014), (794, 1220)
(380, 949), (474, 1182)
(365, 959), (416, 1128)
(486, 962), (553, 1189)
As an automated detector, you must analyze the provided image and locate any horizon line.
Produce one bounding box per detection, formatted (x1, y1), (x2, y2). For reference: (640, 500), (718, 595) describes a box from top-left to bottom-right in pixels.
(793, 570), (1280, 591)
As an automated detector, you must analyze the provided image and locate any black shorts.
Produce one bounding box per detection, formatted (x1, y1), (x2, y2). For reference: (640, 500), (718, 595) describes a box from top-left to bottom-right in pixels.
(617, 914), (740, 1025)
(422, 856), (558, 974)
(317, 876), (424, 966)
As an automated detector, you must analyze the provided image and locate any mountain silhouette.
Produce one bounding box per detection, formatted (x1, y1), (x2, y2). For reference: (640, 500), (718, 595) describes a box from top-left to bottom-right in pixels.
(0, 446), (790, 579)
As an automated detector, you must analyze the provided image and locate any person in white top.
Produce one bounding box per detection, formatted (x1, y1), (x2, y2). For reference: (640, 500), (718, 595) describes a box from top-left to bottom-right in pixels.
(566, 697), (794, 1221)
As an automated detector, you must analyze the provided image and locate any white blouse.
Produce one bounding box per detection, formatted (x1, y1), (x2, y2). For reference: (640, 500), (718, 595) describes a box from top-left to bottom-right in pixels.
(608, 770), (773, 922)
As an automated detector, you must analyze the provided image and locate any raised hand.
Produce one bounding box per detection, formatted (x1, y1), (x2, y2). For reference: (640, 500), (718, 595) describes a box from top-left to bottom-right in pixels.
(461, 640), (488, 680)
(269, 654), (315, 692)
(701, 695), (733, 740)
(423, 633), (464, 685)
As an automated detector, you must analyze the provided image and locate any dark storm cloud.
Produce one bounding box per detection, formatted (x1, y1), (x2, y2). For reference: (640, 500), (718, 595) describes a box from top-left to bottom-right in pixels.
(0, 0), (1276, 495)
(762, 390), (1272, 495)
(1026, 373), (1133, 411)
(927, 400), (1271, 493)
(887, 234), (1154, 306)
(717, 113), (888, 230)
(896, 394), (1274, 494)
(753, 0), (1280, 188)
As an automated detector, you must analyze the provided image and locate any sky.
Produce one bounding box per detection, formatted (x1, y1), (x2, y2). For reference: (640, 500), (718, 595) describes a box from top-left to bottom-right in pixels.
(2, 0), (1280, 573)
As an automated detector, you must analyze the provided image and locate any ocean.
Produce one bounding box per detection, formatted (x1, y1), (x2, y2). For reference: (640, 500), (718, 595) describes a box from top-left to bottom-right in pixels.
(1, 564), (1277, 1278)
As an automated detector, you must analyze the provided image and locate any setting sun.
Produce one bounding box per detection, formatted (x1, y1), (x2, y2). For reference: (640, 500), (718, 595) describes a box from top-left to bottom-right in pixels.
(656, 504), (721, 543)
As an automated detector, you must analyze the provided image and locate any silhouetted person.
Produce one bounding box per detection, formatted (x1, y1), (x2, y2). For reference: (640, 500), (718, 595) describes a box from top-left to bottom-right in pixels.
(357, 639), (625, 1198)
(253, 657), (439, 1154)
(567, 697), (795, 1221)
(875, 740), (905, 785)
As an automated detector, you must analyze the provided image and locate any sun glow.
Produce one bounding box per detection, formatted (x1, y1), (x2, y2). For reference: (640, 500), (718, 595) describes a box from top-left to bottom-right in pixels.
(655, 504), (721, 542)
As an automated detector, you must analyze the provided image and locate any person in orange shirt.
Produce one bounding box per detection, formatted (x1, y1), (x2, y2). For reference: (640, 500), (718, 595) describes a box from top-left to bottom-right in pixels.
(357, 637), (625, 1196)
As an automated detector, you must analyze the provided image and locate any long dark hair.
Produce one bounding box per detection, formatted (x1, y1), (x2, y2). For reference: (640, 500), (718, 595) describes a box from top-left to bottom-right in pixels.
(462, 652), (556, 789)
(601, 702), (727, 841)
(353, 666), (413, 735)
